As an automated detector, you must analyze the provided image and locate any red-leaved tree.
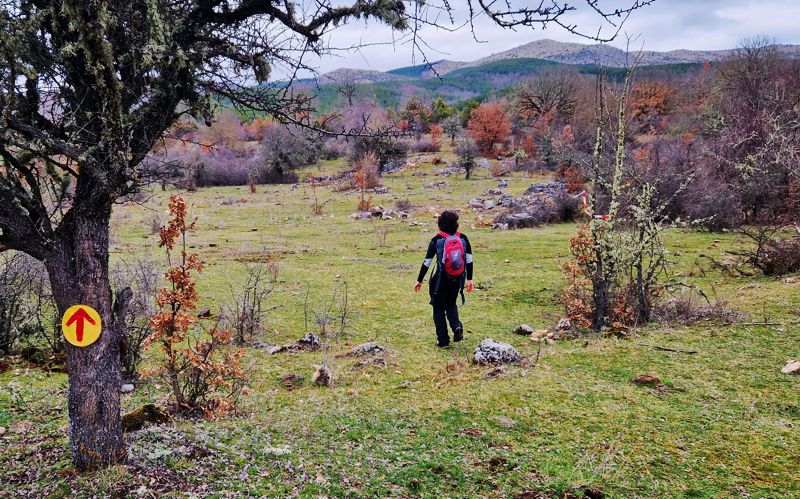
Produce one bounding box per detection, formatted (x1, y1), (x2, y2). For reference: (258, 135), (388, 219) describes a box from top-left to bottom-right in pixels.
(467, 102), (512, 155)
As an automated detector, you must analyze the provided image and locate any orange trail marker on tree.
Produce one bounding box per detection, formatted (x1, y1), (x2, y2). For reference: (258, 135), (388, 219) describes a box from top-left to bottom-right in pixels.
(62, 305), (102, 347)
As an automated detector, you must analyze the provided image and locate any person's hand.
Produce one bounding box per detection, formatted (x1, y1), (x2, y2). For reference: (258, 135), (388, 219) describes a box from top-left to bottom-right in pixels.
(414, 281), (422, 293)
(466, 280), (474, 293)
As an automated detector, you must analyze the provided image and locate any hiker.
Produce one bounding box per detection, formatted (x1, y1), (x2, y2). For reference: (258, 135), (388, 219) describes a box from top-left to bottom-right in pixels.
(414, 210), (474, 348)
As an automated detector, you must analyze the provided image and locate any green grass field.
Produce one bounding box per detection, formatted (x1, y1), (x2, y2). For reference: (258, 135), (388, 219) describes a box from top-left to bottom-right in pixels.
(2, 153), (800, 498)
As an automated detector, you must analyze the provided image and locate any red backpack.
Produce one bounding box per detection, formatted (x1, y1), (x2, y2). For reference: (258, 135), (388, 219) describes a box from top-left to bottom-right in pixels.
(436, 231), (466, 280)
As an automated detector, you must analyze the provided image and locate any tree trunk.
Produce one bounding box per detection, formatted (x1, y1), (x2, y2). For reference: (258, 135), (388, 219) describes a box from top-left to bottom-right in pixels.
(44, 206), (126, 470)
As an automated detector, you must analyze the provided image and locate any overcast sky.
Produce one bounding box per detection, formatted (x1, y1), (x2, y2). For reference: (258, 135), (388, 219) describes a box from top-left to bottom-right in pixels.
(292, 0), (800, 77)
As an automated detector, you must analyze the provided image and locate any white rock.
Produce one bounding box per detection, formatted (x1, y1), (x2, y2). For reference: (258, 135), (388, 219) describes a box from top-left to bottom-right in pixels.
(473, 339), (521, 365)
(120, 383), (135, 393)
(513, 324), (534, 335)
(781, 359), (800, 375)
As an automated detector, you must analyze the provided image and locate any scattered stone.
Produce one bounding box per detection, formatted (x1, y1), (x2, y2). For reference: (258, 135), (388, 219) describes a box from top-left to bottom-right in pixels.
(492, 181), (577, 229)
(297, 333), (321, 350)
(476, 158), (490, 169)
(352, 206), (407, 220)
(484, 188), (503, 196)
(473, 339), (522, 365)
(468, 198), (485, 209)
(122, 404), (170, 432)
(382, 159), (405, 173)
(781, 359), (800, 375)
(497, 193), (514, 206)
(556, 317), (572, 331)
(279, 373), (304, 390)
(513, 324), (534, 335)
(120, 383), (135, 394)
(498, 179), (508, 188)
(484, 200), (495, 210)
(0, 427), (5, 436)
(346, 341), (388, 357)
(424, 180), (450, 190)
(268, 344), (288, 355)
(312, 364), (333, 386)
(433, 165), (465, 176)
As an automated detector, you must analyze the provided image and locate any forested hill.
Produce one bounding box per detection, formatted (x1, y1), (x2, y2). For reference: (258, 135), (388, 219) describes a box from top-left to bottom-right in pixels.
(300, 58), (706, 114)
(291, 39), (800, 114)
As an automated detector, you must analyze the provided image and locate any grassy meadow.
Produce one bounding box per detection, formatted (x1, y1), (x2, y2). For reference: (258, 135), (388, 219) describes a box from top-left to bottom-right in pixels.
(2, 151), (800, 498)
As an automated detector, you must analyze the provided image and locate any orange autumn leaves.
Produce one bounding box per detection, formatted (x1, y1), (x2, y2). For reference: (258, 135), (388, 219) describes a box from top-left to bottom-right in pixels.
(467, 102), (512, 155)
(146, 195), (247, 417)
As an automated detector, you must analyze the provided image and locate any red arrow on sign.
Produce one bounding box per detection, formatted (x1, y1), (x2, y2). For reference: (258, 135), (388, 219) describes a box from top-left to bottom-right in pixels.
(65, 307), (96, 343)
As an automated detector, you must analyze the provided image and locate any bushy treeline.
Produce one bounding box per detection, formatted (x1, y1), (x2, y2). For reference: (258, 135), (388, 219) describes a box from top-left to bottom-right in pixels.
(148, 40), (798, 234)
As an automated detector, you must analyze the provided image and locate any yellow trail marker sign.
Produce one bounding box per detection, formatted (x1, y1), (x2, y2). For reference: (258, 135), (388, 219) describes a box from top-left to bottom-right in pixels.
(62, 305), (102, 347)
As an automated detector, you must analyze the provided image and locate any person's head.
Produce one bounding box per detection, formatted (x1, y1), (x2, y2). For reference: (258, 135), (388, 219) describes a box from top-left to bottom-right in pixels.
(437, 210), (459, 234)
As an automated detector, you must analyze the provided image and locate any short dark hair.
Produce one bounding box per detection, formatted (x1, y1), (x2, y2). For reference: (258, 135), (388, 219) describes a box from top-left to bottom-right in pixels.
(437, 210), (459, 234)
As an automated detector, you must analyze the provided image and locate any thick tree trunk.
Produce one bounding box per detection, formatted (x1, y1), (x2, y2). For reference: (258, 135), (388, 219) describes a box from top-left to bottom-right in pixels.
(44, 206), (126, 470)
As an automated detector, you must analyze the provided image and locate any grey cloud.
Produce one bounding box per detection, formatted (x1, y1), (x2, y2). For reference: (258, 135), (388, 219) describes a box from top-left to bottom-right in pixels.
(292, 0), (800, 77)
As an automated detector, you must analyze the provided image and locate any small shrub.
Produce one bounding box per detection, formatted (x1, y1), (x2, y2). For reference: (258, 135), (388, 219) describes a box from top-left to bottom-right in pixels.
(354, 152), (381, 190)
(653, 288), (742, 325)
(395, 199), (416, 212)
(410, 138), (440, 153)
(738, 226), (800, 276)
(112, 256), (161, 382)
(223, 261), (278, 346)
(454, 138), (479, 180)
(0, 254), (52, 355)
(322, 138), (348, 160)
(146, 196), (248, 416)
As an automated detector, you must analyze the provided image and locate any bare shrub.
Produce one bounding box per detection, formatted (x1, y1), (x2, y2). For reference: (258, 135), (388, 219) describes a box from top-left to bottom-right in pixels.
(737, 226), (800, 276)
(353, 152), (381, 190)
(304, 281), (354, 386)
(322, 138), (348, 160)
(395, 199), (416, 212)
(410, 138), (440, 153)
(309, 178), (330, 216)
(0, 254), (52, 355)
(259, 125), (321, 184)
(149, 213), (164, 235)
(653, 288), (742, 325)
(111, 256), (161, 382)
(222, 261), (279, 346)
(354, 152), (380, 211)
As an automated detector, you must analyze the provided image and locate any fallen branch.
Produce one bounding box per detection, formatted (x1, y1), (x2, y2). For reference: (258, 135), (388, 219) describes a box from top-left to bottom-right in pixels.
(728, 322), (783, 326)
(639, 343), (698, 354)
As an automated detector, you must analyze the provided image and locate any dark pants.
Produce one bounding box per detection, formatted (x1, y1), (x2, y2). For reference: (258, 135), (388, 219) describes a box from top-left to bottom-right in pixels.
(429, 273), (462, 345)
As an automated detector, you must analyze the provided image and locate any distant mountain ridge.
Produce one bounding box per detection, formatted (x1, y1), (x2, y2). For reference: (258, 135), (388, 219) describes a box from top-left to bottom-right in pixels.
(317, 39), (800, 84)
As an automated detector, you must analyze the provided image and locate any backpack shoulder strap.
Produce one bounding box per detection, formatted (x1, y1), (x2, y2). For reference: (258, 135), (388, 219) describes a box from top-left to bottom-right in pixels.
(437, 231), (449, 238)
